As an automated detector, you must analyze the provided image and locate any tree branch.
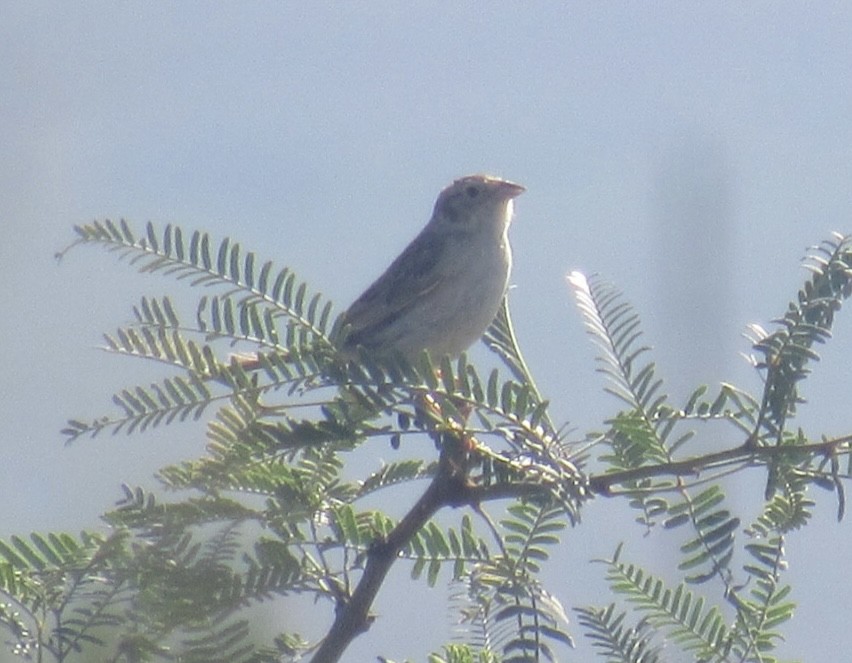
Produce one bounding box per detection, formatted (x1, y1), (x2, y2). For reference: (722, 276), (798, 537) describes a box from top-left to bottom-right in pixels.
(587, 435), (852, 494)
(311, 439), (472, 663)
(460, 434), (852, 503)
(311, 432), (852, 661)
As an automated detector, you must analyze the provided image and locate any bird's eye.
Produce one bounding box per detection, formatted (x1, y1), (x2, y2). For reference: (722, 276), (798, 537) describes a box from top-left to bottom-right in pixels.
(465, 185), (479, 198)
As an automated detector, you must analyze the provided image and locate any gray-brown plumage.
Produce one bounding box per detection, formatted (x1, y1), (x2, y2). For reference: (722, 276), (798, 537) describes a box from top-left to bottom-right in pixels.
(339, 175), (525, 360)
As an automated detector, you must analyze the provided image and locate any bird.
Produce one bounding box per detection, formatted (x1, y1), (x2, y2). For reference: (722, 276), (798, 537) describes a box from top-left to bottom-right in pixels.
(338, 174), (525, 361)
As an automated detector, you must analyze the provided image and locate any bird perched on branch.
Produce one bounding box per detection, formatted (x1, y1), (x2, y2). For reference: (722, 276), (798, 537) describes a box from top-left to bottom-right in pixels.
(339, 174), (525, 361)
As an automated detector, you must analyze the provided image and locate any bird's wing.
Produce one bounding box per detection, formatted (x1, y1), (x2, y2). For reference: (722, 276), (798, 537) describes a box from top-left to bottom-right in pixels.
(342, 230), (448, 346)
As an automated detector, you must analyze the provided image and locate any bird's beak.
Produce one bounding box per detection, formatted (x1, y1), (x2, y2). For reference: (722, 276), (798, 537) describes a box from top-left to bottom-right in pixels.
(497, 179), (526, 199)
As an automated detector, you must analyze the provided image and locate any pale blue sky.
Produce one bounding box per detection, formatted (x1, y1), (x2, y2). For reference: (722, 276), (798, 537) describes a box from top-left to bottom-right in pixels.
(3, 3), (852, 660)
